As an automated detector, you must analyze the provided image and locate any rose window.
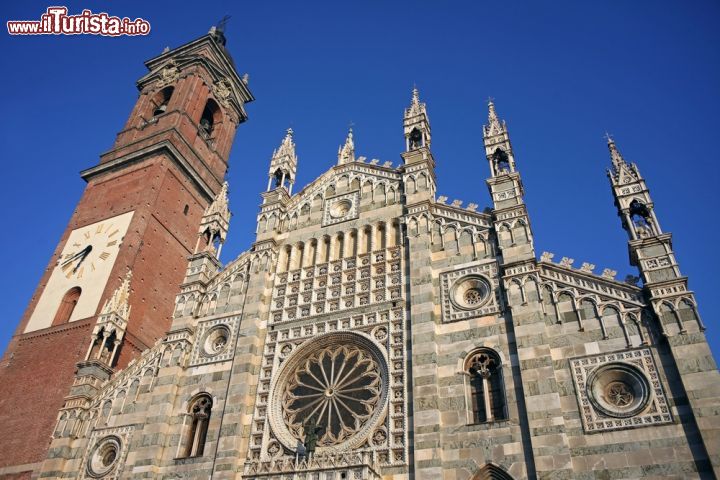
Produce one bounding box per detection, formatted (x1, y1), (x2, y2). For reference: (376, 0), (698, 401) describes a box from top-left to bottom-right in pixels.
(202, 325), (230, 356)
(605, 381), (633, 407)
(587, 363), (650, 418)
(86, 435), (121, 478)
(450, 275), (491, 310)
(463, 288), (484, 306)
(329, 199), (352, 219)
(269, 332), (388, 451)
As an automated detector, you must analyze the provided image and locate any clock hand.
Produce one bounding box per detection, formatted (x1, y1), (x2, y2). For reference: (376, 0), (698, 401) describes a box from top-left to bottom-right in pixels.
(71, 245), (93, 273)
(61, 248), (87, 266)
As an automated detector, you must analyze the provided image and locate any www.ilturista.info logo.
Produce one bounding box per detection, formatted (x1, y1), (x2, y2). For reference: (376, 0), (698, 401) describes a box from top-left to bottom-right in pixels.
(7, 7), (150, 36)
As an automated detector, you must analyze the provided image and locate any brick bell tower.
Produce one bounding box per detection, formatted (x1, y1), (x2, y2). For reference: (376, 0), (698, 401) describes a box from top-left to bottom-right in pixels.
(0, 26), (253, 478)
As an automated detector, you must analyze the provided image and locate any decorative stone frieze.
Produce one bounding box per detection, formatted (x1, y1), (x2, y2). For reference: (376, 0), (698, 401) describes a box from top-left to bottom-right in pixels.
(79, 425), (134, 480)
(569, 348), (672, 433)
(323, 191), (360, 226)
(440, 262), (502, 323)
(189, 315), (241, 366)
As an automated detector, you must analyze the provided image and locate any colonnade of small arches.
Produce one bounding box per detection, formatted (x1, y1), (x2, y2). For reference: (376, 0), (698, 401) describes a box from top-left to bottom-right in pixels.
(53, 366), (158, 439)
(656, 297), (704, 334)
(403, 171), (431, 195)
(521, 278), (651, 347)
(496, 219), (531, 248)
(276, 220), (402, 273)
(257, 169), (429, 234)
(174, 271), (248, 318)
(54, 388), (215, 463)
(53, 333), (197, 440)
(408, 214), (496, 259)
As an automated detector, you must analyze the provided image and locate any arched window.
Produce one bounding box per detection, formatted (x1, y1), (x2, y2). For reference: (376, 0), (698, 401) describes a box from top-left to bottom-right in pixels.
(629, 199), (654, 237)
(493, 148), (511, 174)
(199, 99), (220, 139)
(409, 127), (423, 149)
(472, 463), (515, 480)
(183, 394), (213, 457)
(466, 349), (506, 423)
(272, 169), (286, 189)
(151, 86), (174, 117)
(53, 287), (81, 326)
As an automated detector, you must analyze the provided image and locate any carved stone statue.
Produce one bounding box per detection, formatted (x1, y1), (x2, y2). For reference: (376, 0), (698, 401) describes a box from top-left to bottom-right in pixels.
(302, 416), (324, 456)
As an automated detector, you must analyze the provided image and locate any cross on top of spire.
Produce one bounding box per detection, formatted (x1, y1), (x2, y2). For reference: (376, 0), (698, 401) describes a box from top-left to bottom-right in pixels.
(272, 128), (296, 160)
(406, 87), (425, 117)
(606, 134), (628, 172)
(484, 98), (504, 137)
(338, 127), (355, 164)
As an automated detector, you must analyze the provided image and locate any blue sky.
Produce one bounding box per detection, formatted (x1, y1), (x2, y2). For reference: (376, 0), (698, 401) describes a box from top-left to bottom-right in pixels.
(1, 1), (718, 356)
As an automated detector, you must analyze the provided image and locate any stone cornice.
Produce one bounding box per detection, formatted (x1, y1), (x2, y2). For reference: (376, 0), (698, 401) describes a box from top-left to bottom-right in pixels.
(81, 139), (215, 201)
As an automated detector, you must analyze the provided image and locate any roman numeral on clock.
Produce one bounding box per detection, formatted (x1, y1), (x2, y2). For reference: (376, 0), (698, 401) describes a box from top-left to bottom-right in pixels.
(99, 252), (111, 261)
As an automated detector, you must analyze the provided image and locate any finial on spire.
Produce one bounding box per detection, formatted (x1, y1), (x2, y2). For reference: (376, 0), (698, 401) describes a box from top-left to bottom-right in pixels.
(272, 128), (296, 159)
(412, 87), (420, 106)
(485, 98), (504, 136)
(205, 181), (230, 219)
(209, 15), (231, 45)
(217, 15), (231, 33)
(267, 128), (298, 192)
(101, 270), (133, 318)
(606, 134), (627, 171)
(338, 127), (355, 164)
(403, 86), (432, 153)
(407, 87), (424, 117)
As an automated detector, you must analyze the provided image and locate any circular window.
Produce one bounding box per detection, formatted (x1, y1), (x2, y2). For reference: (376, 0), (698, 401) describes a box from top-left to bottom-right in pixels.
(87, 435), (121, 477)
(587, 363), (651, 418)
(202, 325), (230, 356)
(450, 275), (491, 310)
(268, 332), (388, 452)
(329, 199), (352, 219)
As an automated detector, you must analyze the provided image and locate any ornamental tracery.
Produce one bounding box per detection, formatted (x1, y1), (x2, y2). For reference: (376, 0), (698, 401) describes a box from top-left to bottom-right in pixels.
(268, 332), (390, 453)
(282, 344), (382, 446)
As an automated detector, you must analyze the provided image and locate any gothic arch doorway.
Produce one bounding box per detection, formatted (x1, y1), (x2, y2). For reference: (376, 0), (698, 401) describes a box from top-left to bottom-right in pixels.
(471, 463), (514, 480)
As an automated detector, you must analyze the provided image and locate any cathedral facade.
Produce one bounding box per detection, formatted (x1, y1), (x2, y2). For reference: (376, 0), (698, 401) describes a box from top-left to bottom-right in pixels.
(1, 29), (719, 480)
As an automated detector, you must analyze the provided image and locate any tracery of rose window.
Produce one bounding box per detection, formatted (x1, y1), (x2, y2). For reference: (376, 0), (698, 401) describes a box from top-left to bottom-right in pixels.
(605, 381), (634, 407)
(282, 345), (382, 446)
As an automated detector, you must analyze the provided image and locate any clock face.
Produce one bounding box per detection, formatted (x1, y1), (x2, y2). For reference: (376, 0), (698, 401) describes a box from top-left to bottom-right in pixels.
(25, 211), (135, 333)
(58, 222), (123, 281)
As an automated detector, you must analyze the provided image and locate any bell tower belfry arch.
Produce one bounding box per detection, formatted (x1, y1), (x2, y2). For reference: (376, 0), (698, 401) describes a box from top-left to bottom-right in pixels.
(0, 27), (253, 478)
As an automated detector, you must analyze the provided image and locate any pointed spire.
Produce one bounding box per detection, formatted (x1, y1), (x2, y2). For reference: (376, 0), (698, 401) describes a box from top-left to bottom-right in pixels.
(338, 128), (355, 164)
(101, 270), (132, 318)
(606, 133), (627, 172)
(405, 87), (428, 119)
(403, 87), (432, 153)
(272, 128), (296, 162)
(408, 87), (422, 116)
(267, 128), (298, 192)
(205, 181), (230, 219)
(485, 99), (504, 136)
